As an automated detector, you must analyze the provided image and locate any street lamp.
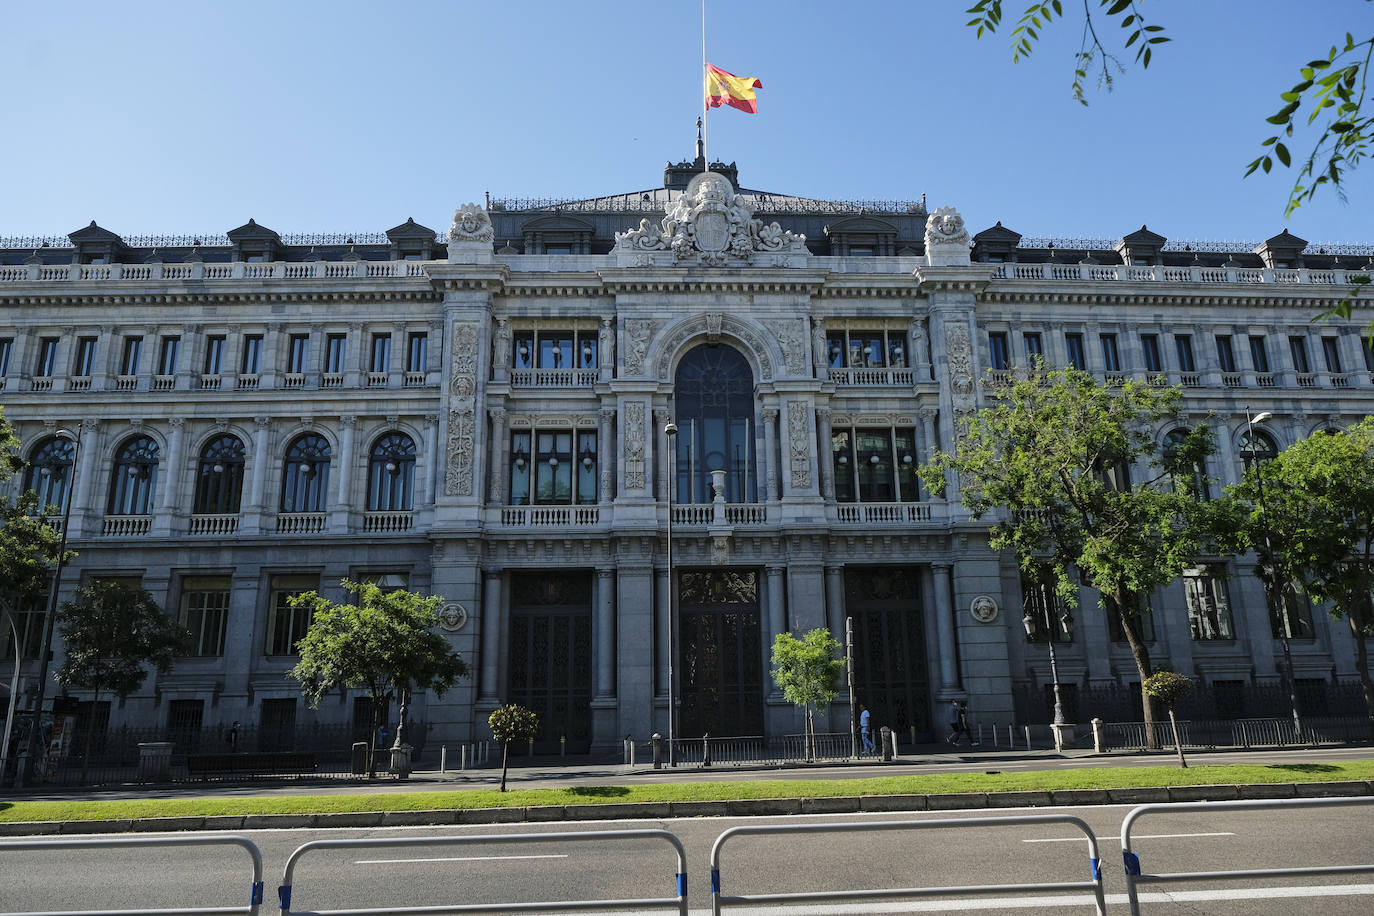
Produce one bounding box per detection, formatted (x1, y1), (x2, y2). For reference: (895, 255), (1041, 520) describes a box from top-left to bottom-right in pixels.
(1245, 408), (1304, 741)
(663, 419), (678, 768)
(1023, 579), (1072, 749)
(22, 423), (82, 786)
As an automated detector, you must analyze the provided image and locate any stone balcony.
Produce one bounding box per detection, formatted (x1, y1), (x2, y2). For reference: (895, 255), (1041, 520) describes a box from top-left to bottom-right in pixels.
(991, 262), (1361, 287)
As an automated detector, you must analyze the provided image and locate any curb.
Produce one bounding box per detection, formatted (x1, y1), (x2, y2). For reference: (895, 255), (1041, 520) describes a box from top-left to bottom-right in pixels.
(2, 781), (1372, 837)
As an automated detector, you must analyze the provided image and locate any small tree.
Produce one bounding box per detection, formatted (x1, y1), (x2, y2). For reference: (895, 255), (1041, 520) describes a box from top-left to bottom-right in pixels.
(488, 703), (539, 792)
(0, 491), (70, 629)
(53, 582), (189, 781)
(289, 580), (468, 777)
(770, 629), (844, 761)
(1143, 670), (1195, 769)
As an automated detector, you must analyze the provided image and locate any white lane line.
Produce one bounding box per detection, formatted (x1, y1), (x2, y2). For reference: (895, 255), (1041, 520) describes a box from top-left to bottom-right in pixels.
(1024, 831), (1234, 844)
(354, 854), (568, 864)
(585, 884), (1374, 914)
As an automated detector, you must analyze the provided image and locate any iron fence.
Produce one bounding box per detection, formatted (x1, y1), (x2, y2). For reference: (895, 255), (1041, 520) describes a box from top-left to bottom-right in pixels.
(1101, 716), (1374, 752)
(667, 731), (857, 767)
(1013, 678), (1370, 725)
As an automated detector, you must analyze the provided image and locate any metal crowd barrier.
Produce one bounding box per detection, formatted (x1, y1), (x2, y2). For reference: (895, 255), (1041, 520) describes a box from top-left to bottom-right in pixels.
(0, 834), (265, 916)
(276, 828), (688, 915)
(1120, 795), (1374, 915)
(708, 814), (1108, 916)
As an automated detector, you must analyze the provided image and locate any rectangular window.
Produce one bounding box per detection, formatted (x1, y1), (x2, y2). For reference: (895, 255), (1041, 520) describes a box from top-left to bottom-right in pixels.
(1140, 334), (1162, 373)
(1185, 566), (1235, 640)
(241, 335), (263, 374)
(260, 698), (297, 752)
(287, 334), (309, 374)
(534, 430), (574, 503)
(74, 336), (97, 377)
(1289, 336), (1311, 374)
(1215, 335), (1237, 374)
(1321, 337), (1343, 373)
(180, 575), (230, 657)
(1100, 333), (1121, 372)
(324, 334), (346, 374)
(158, 336), (180, 375)
(1107, 593), (1155, 643)
(370, 333), (391, 373)
(0, 337), (12, 376)
(509, 431), (532, 505)
(831, 427), (919, 503)
(1064, 332), (1086, 370)
(406, 332), (428, 372)
(359, 572), (409, 589)
(988, 332), (1009, 370)
(1271, 580), (1315, 640)
(824, 329), (905, 370)
(37, 337), (59, 376)
(203, 335), (225, 374)
(1174, 334), (1195, 373)
(120, 336), (142, 375)
(265, 574), (319, 656)
(1249, 335), (1270, 373)
(1022, 569), (1072, 644)
(1023, 331), (1043, 361)
(167, 699), (204, 752)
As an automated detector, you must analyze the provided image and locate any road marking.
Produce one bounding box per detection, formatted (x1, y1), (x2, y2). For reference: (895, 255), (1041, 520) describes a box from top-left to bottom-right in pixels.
(1024, 831), (1234, 844)
(353, 854), (568, 864)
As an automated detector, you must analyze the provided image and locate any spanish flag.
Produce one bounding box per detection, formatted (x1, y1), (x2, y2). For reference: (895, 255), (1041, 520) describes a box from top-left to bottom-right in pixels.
(705, 63), (762, 114)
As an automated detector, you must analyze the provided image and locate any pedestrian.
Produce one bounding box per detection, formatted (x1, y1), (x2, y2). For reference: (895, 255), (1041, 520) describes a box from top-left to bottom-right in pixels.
(859, 704), (874, 755)
(946, 698), (964, 745)
(958, 701), (979, 746)
(227, 721), (240, 752)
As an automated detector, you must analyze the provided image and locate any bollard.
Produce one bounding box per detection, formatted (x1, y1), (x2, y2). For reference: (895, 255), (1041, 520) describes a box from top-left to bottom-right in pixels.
(1091, 717), (1105, 754)
(561, 735), (566, 757)
(1024, 725), (1032, 750)
(702, 733), (711, 768)
(890, 730), (899, 760)
(460, 744), (467, 770)
(651, 732), (663, 769)
(880, 726), (893, 761)
(630, 737), (635, 766)
(441, 744), (448, 774)
(910, 725), (917, 747)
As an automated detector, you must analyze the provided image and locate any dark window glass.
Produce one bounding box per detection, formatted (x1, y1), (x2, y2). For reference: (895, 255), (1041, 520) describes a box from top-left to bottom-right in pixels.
(367, 432), (416, 511)
(325, 334), (346, 374)
(1239, 429), (1278, 468)
(534, 431), (573, 503)
(406, 332), (428, 372)
(280, 434), (331, 512)
(576, 431), (597, 504)
(241, 335), (263, 374)
(1022, 567), (1073, 643)
(988, 332), (1009, 370)
(1289, 336), (1311, 374)
(1215, 335), (1237, 373)
(158, 336), (179, 375)
(203, 336), (225, 374)
(1140, 334), (1162, 373)
(37, 337), (59, 376)
(1065, 332), (1086, 370)
(108, 435), (159, 515)
(25, 436), (75, 511)
(74, 337), (97, 376)
(120, 336), (142, 375)
(1249, 335), (1270, 373)
(180, 576), (230, 657)
(1185, 566), (1234, 640)
(265, 575), (318, 656)
(287, 335), (309, 374)
(673, 344), (757, 503)
(1023, 331), (1043, 360)
(1174, 335), (1195, 373)
(1100, 333), (1121, 372)
(1163, 428), (1209, 499)
(0, 338), (12, 376)
(193, 435), (246, 514)
(509, 431), (531, 505)
(370, 334), (391, 373)
(1322, 337), (1342, 373)
(832, 429), (854, 502)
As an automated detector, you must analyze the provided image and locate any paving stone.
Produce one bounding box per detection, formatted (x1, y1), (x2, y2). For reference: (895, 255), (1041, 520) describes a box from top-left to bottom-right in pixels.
(1166, 785), (1239, 802)
(925, 792), (989, 811)
(857, 794), (926, 813)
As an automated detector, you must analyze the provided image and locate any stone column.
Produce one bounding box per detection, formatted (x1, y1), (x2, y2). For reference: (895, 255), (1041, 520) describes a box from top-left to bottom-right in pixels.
(479, 570), (503, 703)
(917, 407), (939, 500)
(260, 323), (282, 388)
(762, 406), (780, 501)
(616, 565), (656, 741)
(420, 414), (438, 508)
(246, 417), (271, 523)
(330, 415), (356, 531)
(595, 568), (616, 699)
(931, 563), (961, 696)
(154, 417), (185, 536)
(599, 407), (615, 502)
(70, 418), (101, 536)
(487, 408), (507, 504)
(814, 406), (834, 500)
(766, 565), (787, 698)
(824, 565), (845, 644)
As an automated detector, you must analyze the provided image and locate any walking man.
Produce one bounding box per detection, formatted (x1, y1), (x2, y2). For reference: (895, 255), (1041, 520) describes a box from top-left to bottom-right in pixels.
(859, 704), (875, 755)
(946, 698), (964, 745)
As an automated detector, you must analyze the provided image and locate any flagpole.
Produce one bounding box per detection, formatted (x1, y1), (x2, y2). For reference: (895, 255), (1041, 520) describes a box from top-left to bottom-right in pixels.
(701, 0), (709, 171)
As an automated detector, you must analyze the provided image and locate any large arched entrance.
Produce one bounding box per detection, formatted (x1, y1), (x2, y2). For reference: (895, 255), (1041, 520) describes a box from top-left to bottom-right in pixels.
(673, 343), (764, 736)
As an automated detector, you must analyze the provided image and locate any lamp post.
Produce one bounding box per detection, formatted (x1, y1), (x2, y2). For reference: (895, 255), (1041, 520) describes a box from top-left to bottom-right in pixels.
(664, 419), (678, 767)
(1023, 580), (1072, 750)
(22, 423), (82, 786)
(1245, 408), (1303, 741)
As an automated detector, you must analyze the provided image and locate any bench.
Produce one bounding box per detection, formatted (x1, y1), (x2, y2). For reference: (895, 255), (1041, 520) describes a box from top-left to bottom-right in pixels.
(185, 751), (317, 779)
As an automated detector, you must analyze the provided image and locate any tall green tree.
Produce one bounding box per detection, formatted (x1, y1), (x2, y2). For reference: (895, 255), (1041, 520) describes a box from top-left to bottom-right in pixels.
(288, 580), (467, 777)
(488, 703), (539, 792)
(1220, 420), (1374, 729)
(920, 364), (1218, 734)
(53, 582), (189, 781)
(770, 628), (845, 761)
(0, 492), (69, 638)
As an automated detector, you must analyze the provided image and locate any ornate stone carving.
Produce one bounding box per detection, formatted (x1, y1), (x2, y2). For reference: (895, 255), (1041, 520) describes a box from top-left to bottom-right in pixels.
(623, 319), (657, 375)
(444, 403), (475, 497)
(492, 319), (510, 372)
(613, 171), (806, 266)
(449, 323), (479, 397)
(654, 314), (773, 381)
(168, 417), (185, 430)
(787, 400), (812, 490)
(598, 318), (614, 369)
(624, 402), (646, 490)
(448, 203), (494, 242)
(947, 322), (975, 398)
(811, 318), (828, 372)
(764, 319), (806, 376)
(706, 312), (724, 342)
(924, 206), (971, 267)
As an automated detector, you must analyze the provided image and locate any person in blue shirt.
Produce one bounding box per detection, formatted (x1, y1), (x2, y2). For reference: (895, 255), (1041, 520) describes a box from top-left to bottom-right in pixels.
(859, 705), (874, 754)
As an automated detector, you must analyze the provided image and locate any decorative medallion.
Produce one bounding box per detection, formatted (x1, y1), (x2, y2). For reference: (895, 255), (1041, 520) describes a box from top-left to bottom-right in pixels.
(970, 595), (999, 623)
(439, 603), (468, 632)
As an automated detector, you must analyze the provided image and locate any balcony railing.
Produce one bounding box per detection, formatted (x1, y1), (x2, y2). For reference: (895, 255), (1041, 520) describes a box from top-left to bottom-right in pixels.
(499, 505), (601, 526)
(102, 514), (152, 536)
(509, 368), (598, 388)
(0, 260), (441, 283)
(363, 510), (413, 532)
(991, 263), (1365, 287)
(671, 505), (714, 525)
(834, 502), (932, 524)
(277, 512), (326, 534)
(189, 513), (239, 535)
(827, 367), (915, 386)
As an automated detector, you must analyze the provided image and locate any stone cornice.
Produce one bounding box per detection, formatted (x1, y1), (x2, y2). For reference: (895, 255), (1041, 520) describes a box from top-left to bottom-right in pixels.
(979, 285), (1365, 310)
(912, 265), (997, 295)
(598, 268), (828, 296)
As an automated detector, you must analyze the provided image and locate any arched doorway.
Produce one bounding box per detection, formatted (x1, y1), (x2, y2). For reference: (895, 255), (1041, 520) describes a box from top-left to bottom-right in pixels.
(672, 344), (757, 503)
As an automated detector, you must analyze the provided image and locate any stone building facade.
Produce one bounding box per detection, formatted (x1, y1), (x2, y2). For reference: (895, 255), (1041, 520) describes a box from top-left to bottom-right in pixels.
(3, 154), (1371, 752)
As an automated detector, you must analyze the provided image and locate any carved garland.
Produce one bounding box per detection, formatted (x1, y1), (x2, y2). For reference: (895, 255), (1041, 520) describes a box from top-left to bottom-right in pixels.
(445, 322), (480, 497)
(623, 402), (646, 490)
(787, 400), (812, 490)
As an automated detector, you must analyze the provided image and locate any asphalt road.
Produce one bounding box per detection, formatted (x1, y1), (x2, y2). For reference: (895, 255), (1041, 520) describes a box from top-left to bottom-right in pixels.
(3, 801), (1371, 914)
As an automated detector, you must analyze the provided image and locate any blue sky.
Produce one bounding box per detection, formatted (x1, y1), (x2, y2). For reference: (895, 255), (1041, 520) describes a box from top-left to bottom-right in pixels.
(2, 1), (1368, 245)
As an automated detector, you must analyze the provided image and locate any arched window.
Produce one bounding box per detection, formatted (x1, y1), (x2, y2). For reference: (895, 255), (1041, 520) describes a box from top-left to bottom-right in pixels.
(193, 435), (246, 514)
(1239, 428), (1278, 469)
(25, 436), (75, 512)
(280, 434), (331, 513)
(1163, 428), (1209, 499)
(673, 344), (757, 503)
(108, 436), (159, 515)
(367, 432), (416, 511)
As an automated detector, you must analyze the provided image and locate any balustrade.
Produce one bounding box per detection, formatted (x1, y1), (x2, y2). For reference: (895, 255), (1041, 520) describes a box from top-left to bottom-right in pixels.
(276, 512), (326, 534)
(102, 514), (152, 536)
(189, 513), (240, 535)
(363, 510), (413, 532)
(499, 505), (601, 527)
(509, 368), (598, 388)
(826, 366), (916, 386)
(834, 502), (933, 524)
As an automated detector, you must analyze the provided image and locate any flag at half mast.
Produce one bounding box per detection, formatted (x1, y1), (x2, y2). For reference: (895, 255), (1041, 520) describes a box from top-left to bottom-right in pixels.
(705, 63), (762, 114)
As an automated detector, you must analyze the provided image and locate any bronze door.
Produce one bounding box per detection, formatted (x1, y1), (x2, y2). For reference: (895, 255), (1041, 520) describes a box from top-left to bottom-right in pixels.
(846, 566), (932, 740)
(678, 569), (763, 737)
(507, 572), (593, 754)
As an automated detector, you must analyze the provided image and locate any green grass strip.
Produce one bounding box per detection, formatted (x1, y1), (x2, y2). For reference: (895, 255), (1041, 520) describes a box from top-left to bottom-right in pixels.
(3, 760), (1371, 824)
